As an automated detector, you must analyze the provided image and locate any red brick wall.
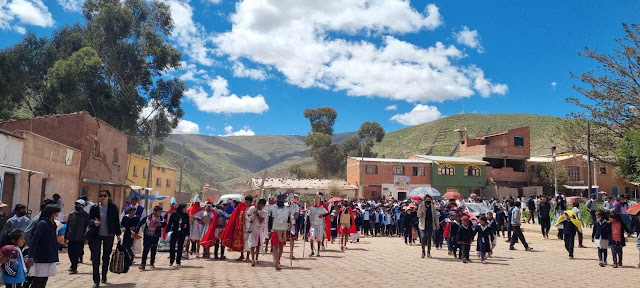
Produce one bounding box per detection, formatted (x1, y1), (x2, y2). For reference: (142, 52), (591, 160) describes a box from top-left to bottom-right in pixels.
(346, 158), (430, 186)
(486, 167), (528, 183)
(460, 126), (530, 159)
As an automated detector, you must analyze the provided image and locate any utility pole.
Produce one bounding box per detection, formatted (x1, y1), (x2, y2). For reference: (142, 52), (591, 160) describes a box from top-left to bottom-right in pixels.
(360, 139), (365, 199)
(144, 117), (156, 216)
(178, 136), (185, 195)
(587, 122), (592, 198)
(552, 146), (558, 196)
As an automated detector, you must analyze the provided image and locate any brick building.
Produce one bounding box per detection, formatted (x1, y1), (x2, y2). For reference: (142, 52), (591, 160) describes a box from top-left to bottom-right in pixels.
(528, 152), (635, 197)
(0, 112), (129, 209)
(346, 157), (431, 200)
(0, 129), (25, 225)
(126, 153), (177, 209)
(459, 126), (530, 196)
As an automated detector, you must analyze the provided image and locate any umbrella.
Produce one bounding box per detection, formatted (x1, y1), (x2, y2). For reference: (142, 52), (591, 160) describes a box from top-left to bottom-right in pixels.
(598, 191), (607, 195)
(443, 191), (463, 200)
(627, 204), (640, 216)
(328, 196), (344, 203)
(409, 186), (441, 199)
(408, 203), (418, 210)
(470, 193), (478, 198)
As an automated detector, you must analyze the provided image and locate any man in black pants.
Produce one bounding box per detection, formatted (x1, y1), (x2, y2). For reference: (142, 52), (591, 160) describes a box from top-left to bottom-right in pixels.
(537, 195), (551, 239)
(65, 199), (88, 274)
(362, 205), (371, 236)
(509, 202), (533, 251)
(527, 196), (536, 224)
(88, 190), (121, 288)
(136, 206), (166, 270)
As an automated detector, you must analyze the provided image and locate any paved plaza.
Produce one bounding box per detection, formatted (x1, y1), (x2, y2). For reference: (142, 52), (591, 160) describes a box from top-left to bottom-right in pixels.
(47, 223), (638, 288)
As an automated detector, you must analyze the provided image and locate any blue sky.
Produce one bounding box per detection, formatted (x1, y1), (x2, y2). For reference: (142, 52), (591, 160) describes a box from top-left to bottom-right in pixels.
(1, 0), (638, 136)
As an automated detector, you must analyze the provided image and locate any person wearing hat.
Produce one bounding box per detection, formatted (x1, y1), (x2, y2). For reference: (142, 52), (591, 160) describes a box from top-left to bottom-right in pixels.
(64, 199), (89, 274)
(80, 195), (94, 214)
(187, 195), (205, 258)
(1, 204), (29, 236)
(213, 202), (230, 260)
(28, 204), (64, 287)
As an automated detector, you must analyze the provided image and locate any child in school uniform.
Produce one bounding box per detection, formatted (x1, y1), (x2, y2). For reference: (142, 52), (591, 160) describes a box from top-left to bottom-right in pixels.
(448, 214), (460, 258)
(474, 216), (494, 264)
(457, 216), (474, 263)
(556, 211), (580, 259)
(1, 229), (29, 288)
(486, 212), (498, 256)
(592, 211), (610, 267)
(495, 207), (506, 237)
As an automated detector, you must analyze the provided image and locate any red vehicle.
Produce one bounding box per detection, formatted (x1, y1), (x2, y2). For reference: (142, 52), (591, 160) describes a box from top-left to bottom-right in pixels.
(566, 196), (586, 206)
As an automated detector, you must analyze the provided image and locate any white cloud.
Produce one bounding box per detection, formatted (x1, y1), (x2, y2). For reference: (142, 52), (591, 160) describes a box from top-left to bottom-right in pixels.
(184, 76), (269, 114)
(57, 0), (84, 11)
(207, 0), (221, 4)
(390, 104), (442, 126)
(205, 125), (215, 131)
(232, 61), (267, 80)
(173, 119), (200, 134)
(164, 0), (215, 66)
(0, 0), (54, 33)
(385, 105), (397, 111)
(221, 125), (255, 136)
(551, 81), (557, 88)
(454, 26), (483, 53)
(214, 1), (506, 104)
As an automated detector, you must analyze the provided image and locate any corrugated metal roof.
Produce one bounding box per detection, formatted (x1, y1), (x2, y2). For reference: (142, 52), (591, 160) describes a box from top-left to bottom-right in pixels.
(413, 155), (488, 165)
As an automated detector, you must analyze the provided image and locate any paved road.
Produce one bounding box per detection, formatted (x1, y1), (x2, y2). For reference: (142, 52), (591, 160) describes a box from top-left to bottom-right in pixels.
(47, 223), (638, 287)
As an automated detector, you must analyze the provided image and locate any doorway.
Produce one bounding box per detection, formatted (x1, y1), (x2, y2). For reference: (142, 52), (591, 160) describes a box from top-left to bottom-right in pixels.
(1, 173), (16, 227)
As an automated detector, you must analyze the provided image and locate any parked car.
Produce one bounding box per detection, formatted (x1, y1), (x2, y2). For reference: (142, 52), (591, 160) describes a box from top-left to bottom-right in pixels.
(566, 196), (587, 206)
(217, 194), (244, 205)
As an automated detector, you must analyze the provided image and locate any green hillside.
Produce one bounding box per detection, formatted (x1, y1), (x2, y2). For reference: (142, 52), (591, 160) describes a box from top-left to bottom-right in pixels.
(154, 113), (564, 195)
(374, 113), (564, 158)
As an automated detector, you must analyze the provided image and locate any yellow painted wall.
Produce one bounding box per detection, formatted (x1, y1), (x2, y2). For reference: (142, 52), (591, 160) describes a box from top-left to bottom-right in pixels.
(126, 154), (177, 209)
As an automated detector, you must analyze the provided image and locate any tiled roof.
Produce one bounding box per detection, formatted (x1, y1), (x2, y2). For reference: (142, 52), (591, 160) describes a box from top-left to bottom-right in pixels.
(251, 178), (358, 190)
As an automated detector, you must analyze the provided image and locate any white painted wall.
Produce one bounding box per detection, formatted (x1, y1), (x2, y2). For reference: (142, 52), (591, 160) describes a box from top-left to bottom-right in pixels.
(0, 133), (24, 213)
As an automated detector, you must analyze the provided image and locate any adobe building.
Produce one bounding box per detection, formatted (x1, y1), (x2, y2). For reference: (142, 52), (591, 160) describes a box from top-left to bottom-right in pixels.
(201, 184), (221, 204)
(0, 112), (129, 208)
(458, 126), (530, 196)
(528, 152), (635, 197)
(409, 155), (487, 197)
(0, 129), (25, 225)
(346, 157), (431, 200)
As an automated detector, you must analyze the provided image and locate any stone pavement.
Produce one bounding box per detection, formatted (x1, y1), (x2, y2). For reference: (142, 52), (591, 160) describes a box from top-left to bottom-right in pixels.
(47, 223), (638, 288)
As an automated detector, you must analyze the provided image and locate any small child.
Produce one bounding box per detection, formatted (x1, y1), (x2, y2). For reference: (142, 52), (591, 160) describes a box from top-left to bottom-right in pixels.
(486, 212), (498, 256)
(495, 207), (506, 237)
(609, 213), (631, 268)
(330, 212), (337, 244)
(136, 206), (166, 270)
(121, 206), (140, 259)
(457, 216), (474, 263)
(449, 214), (460, 258)
(474, 216), (493, 264)
(443, 213), (452, 254)
(556, 211), (579, 259)
(1, 229), (29, 288)
(592, 211), (610, 267)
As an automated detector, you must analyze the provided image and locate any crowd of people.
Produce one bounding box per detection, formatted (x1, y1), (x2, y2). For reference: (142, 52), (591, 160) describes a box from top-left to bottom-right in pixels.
(0, 190), (638, 287)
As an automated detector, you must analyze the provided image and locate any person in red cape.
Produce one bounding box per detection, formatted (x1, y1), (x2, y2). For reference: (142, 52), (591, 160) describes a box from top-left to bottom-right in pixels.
(219, 195), (253, 261)
(349, 206), (358, 243)
(163, 197), (178, 240)
(308, 195), (329, 257)
(201, 202), (229, 259)
(321, 196), (331, 249)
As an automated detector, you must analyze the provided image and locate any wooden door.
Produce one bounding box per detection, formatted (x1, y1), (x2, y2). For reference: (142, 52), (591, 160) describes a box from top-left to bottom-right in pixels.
(1, 173), (16, 226)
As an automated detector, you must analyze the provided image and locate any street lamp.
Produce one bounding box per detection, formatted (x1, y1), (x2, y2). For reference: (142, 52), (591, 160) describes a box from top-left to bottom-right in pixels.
(551, 146), (558, 196)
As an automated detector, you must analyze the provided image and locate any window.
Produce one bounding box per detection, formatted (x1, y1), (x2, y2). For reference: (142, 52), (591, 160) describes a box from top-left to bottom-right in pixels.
(143, 167), (147, 178)
(514, 136), (524, 147)
(133, 166), (138, 177)
(365, 165), (378, 174)
(166, 179), (171, 187)
(464, 166), (481, 177)
(567, 166), (580, 181)
(112, 149), (119, 164)
(392, 165), (404, 175)
(412, 167), (425, 176)
(599, 167), (607, 174)
(91, 141), (100, 158)
(156, 178), (161, 187)
(438, 164), (455, 176)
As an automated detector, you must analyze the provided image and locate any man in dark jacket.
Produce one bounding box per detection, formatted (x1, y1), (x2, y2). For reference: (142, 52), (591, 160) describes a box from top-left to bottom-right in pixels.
(88, 190), (120, 288)
(65, 199), (89, 274)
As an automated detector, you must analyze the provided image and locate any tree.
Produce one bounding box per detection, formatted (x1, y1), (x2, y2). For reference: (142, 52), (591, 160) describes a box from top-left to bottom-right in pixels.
(562, 23), (640, 160)
(304, 107), (337, 135)
(288, 163), (319, 179)
(0, 0), (184, 154)
(534, 163), (569, 194)
(343, 121), (386, 157)
(614, 129), (640, 183)
(304, 107), (343, 177)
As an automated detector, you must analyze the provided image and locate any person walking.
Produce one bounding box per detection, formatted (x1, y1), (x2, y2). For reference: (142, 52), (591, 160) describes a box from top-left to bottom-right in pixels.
(537, 196), (551, 239)
(556, 211), (580, 259)
(417, 195), (439, 259)
(88, 190), (120, 288)
(554, 196), (567, 240)
(28, 204), (64, 288)
(571, 202), (586, 248)
(136, 206), (166, 270)
(592, 211), (610, 267)
(509, 202), (533, 251)
(586, 194), (598, 226)
(1, 205), (30, 236)
(166, 204), (189, 267)
(64, 199), (88, 274)
(527, 196), (536, 224)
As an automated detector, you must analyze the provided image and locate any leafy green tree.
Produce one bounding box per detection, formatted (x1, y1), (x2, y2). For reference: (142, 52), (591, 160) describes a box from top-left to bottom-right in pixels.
(0, 0), (184, 154)
(561, 23), (640, 160)
(534, 163), (568, 194)
(614, 129), (640, 182)
(304, 107), (337, 135)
